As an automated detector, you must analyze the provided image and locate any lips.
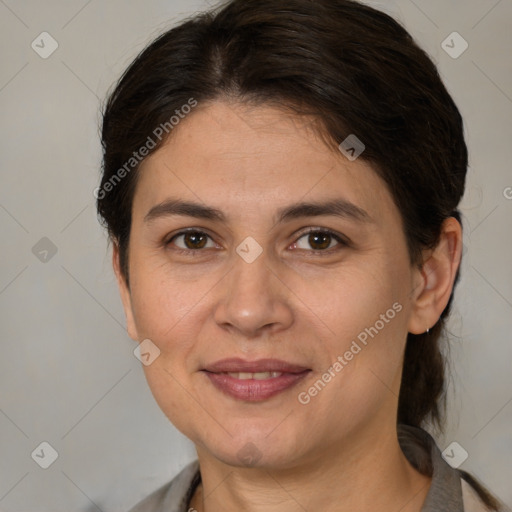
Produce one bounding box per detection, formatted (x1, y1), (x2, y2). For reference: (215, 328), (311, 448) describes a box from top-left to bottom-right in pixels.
(203, 357), (310, 373)
(202, 358), (311, 401)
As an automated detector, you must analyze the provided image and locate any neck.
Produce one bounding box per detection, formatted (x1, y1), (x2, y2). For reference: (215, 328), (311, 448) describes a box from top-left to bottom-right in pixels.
(190, 422), (431, 512)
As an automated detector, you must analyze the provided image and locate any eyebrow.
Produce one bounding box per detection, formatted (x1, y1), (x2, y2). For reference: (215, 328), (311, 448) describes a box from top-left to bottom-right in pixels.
(144, 198), (372, 225)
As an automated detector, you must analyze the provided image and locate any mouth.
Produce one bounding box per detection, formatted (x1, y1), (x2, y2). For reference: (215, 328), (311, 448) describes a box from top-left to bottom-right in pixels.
(201, 358), (311, 401)
(216, 371), (289, 380)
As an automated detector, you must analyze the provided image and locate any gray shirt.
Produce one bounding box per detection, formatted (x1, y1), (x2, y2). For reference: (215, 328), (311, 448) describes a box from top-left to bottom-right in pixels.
(128, 425), (505, 511)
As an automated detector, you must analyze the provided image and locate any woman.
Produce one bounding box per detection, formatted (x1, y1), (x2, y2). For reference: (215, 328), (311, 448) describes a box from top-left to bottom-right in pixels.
(96, 0), (507, 510)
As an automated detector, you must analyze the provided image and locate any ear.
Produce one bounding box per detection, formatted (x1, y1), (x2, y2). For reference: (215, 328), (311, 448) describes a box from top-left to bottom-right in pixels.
(407, 217), (463, 335)
(112, 244), (139, 341)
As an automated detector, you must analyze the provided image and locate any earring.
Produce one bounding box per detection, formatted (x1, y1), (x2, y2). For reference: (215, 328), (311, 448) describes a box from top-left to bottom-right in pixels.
(426, 327), (430, 334)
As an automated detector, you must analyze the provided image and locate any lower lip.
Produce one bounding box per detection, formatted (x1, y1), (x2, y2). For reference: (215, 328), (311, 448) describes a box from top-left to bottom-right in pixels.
(203, 371), (310, 401)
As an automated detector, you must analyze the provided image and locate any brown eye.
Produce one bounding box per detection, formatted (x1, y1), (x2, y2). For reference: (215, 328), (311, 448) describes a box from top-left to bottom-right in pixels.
(308, 232), (332, 250)
(293, 229), (346, 252)
(183, 232), (208, 249)
(168, 231), (214, 250)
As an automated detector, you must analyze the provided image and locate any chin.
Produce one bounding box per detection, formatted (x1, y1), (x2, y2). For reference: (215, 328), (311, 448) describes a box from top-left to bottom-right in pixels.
(197, 429), (310, 471)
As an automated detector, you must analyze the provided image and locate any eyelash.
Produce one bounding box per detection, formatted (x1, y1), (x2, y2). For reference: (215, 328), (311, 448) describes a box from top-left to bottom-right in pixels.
(164, 227), (349, 256)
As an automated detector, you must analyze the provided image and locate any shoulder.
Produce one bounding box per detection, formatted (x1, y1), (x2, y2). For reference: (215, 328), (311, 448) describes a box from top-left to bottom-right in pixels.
(460, 472), (511, 512)
(462, 478), (492, 512)
(397, 424), (508, 512)
(127, 460), (200, 512)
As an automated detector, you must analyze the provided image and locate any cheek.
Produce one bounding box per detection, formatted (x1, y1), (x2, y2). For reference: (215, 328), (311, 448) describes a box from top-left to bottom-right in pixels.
(142, 365), (205, 442)
(309, 261), (408, 391)
(304, 304), (407, 436)
(129, 268), (209, 432)
(128, 254), (213, 343)
(307, 261), (402, 335)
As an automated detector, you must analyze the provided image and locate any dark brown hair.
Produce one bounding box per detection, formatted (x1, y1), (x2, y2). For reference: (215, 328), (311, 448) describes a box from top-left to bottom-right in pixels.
(98, 0), (464, 433)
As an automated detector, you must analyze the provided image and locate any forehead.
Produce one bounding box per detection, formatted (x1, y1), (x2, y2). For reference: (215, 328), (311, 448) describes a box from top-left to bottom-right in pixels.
(133, 101), (398, 225)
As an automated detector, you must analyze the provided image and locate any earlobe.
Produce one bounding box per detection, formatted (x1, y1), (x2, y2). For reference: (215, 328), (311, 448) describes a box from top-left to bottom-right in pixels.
(112, 244), (139, 341)
(407, 217), (462, 335)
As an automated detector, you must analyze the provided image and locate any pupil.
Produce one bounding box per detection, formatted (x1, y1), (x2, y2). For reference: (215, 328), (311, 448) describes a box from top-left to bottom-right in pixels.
(185, 232), (207, 249)
(310, 232), (330, 250)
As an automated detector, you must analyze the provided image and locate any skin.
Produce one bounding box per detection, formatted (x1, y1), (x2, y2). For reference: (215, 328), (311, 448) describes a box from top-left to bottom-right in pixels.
(113, 101), (462, 512)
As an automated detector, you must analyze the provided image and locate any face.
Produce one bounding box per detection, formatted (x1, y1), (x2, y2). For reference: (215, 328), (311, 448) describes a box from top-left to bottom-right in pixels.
(116, 101), (427, 469)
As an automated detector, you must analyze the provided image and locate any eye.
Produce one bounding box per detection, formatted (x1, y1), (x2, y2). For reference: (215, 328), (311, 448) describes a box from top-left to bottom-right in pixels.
(166, 229), (218, 251)
(164, 228), (348, 255)
(291, 229), (347, 252)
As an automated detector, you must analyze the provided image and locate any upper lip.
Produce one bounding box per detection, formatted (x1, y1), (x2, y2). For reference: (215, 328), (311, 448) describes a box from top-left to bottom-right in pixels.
(203, 358), (310, 373)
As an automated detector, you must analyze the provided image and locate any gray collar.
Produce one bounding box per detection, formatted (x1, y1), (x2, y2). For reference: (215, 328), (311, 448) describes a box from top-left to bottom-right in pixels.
(398, 424), (464, 512)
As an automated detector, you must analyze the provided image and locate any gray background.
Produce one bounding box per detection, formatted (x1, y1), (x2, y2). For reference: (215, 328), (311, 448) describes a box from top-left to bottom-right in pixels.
(0, 0), (511, 510)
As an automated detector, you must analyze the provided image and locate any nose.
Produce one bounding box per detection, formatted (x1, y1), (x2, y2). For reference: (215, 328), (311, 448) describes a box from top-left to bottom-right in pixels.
(213, 248), (294, 338)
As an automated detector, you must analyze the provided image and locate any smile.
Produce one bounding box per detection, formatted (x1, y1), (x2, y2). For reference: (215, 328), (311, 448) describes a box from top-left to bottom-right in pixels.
(202, 369), (311, 401)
